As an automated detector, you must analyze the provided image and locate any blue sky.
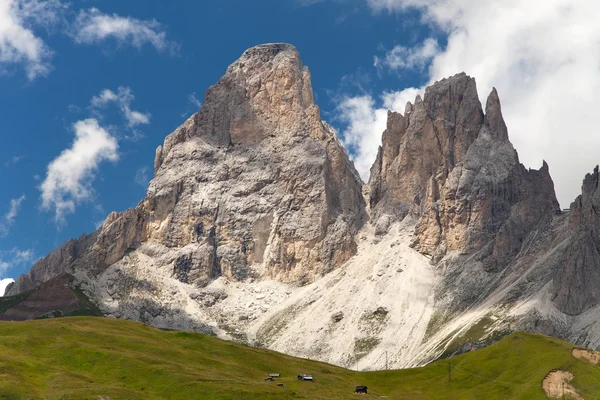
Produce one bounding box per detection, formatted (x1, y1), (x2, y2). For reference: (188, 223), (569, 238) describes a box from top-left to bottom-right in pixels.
(1, 0), (599, 285)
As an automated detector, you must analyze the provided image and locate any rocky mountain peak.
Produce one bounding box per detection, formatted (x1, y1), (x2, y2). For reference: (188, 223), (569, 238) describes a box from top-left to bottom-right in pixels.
(369, 73), (484, 223)
(8, 43), (366, 298)
(154, 43), (322, 171)
(227, 43), (302, 75)
(369, 73), (484, 220)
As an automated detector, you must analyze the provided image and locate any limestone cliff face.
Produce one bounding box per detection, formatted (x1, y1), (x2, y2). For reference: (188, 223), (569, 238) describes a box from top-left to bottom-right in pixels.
(370, 74), (560, 269)
(145, 43), (366, 284)
(369, 73), (483, 221)
(7, 43), (365, 295)
(552, 167), (600, 315)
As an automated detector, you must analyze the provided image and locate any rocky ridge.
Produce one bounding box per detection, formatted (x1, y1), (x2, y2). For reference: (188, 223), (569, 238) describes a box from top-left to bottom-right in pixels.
(6, 43), (600, 369)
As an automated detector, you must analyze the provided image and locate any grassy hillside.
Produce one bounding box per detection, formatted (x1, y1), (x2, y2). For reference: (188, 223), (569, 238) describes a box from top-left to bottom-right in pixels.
(0, 317), (598, 399)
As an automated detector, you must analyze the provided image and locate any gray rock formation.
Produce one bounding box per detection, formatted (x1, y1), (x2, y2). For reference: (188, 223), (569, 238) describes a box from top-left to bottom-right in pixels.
(369, 73), (484, 222)
(370, 73), (559, 272)
(552, 166), (600, 315)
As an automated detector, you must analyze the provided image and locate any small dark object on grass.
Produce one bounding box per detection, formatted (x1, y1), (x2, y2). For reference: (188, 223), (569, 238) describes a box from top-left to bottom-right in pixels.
(277, 383), (284, 387)
(355, 385), (368, 393)
(298, 374), (314, 381)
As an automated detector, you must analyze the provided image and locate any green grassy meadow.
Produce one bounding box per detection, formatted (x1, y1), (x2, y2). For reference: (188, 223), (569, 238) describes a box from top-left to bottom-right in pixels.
(0, 317), (598, 399)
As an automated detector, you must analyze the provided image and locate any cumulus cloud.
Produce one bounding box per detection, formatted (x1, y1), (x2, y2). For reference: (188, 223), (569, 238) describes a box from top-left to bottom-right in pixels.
(71, 8), (174, 52)
(0, 0), (65, 79)
(0, 278), (14, 296)
(90, 86), (151, 128)
(40, 118), (118, 223)
(337, 0), (600, 208)
(337, 96), (388, 178)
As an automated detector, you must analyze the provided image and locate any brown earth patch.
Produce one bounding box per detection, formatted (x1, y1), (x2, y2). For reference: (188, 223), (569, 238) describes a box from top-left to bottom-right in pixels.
(542, 370), (583, 400)
(572, 348), (600, 365)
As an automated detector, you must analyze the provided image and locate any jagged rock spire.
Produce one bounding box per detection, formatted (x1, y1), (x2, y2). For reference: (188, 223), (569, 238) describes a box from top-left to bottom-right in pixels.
(369, 73), (559, 270)
(484, 87), (509, 141)
(369, 73), (484, 221)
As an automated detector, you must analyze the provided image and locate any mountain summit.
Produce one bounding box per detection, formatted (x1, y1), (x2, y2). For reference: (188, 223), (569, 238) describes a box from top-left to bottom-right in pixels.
(6, 44), (600, 369)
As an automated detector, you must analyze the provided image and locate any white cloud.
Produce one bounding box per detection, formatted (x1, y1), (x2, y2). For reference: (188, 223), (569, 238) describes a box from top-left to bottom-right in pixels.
(91, 86), (151, 128)
(10, 248), (33, 264)
(188, 92), (202, 109)
(134, 166), (149, 187)
(40, 118), (119, 223)
(181, 92), (203, 118)
(4, 155), (23, 167)
(0, 194), (27, 236)
(339, 0), (600, 208)
(0, 278), (14, 296)
(0, 0), (65, 80)
(90, 88), (118, 107)
(5, 194), (25, 224)
(374, 38), (439, 71)
(71, 8), (173, 52)
(337, 96), (388, 179)
(0, 248), (34, 280)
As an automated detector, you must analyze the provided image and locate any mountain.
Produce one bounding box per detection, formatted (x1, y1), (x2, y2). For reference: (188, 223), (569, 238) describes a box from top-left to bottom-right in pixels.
(2, 317), (600, 399)
(5, 43), (600, 370)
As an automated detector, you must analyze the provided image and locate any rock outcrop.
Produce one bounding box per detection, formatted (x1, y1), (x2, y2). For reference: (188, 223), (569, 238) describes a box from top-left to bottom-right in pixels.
(370, 73), (560, 270)
(145, 43), (365, 283)
(369, 73), (484, 222)
(552, 166), (600, 315)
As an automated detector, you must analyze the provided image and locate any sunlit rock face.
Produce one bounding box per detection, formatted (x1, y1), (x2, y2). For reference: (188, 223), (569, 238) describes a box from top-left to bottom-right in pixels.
(7, 43), (366, 296)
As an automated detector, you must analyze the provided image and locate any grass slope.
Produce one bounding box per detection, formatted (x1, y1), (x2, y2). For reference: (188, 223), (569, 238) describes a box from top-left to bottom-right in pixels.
(0, 317), (598, 399)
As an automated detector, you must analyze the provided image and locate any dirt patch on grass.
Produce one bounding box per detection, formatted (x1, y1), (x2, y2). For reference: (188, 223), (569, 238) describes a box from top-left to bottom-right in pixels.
(542, 370), (582, 400)
(572, 348), (600, 365)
